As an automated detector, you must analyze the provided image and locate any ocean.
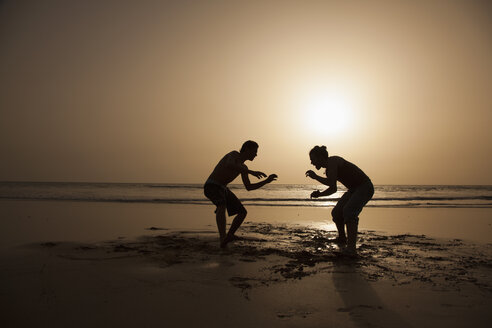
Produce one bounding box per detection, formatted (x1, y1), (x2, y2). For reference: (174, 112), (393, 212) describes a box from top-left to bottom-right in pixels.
(0, 182), (491, 208)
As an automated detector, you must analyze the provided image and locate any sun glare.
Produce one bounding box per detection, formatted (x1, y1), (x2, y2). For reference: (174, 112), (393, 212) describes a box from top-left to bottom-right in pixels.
(301, 88), (354, 137)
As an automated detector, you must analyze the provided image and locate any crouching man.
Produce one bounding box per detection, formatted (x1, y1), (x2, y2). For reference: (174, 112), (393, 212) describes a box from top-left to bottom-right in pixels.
(306, 145), (374, 256)
(204, 141), (277, 247)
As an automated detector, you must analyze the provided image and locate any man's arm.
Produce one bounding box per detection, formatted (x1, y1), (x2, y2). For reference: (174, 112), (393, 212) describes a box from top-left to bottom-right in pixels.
(241, 172), (278, 191)
(239, 164), (267, 179)
(306, 161), (338, 198)
(225, 152), (266, 178)
(305, 171), (331, 185)
(226, 151), (266, 179)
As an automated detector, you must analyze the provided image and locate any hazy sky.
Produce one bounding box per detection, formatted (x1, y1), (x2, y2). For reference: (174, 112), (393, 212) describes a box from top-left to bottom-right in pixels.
(1, 0), (491, 184)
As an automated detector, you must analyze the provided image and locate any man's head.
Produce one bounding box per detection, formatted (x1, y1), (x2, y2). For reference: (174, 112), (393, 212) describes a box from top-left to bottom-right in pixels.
(240, 140), (259, 161)
(309, 145), (328, 170)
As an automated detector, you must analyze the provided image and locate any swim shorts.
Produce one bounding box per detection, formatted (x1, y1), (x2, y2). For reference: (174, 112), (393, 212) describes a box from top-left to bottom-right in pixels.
(332, 180), (374, 224)
(203, 180), (245, 216)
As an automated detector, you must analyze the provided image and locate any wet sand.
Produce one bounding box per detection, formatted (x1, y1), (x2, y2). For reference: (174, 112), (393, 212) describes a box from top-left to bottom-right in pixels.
(0, 200), (491, 327)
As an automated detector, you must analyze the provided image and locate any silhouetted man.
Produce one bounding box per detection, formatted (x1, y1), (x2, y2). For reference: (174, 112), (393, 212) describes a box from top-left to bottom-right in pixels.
(204, 140), (277, 247)
(306, 146), (374, 256)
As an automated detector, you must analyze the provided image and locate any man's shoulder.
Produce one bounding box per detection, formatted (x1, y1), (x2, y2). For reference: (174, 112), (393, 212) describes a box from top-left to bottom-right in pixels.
(220, 151), (243, 168)
(329, 156), (345, 165)
(224, 151), (240, 160)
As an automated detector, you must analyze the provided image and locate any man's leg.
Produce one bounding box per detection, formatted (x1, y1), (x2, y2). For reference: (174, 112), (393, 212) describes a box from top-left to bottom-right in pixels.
(332, 192), (351, 243)
(346, 220), (358, 252)
(226, 208), (247, 240)
(215, 205), (227, 243)
(204, 183), (229, 246)
(334, 220), (346, 242)
(343, 183), (374, 253)
(220, 190), (247, 247)
(331, 203), (346, 241)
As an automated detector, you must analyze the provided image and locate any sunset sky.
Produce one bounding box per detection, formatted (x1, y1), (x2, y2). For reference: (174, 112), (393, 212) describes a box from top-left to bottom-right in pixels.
(1, 0), (491, 185)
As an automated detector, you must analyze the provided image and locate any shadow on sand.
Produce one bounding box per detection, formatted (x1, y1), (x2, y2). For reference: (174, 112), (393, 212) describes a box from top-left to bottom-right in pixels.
(333, 260), (412, 328)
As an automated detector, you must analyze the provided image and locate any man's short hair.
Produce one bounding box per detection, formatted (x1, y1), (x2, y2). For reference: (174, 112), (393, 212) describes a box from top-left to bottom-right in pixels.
(240, 140), (259, 153)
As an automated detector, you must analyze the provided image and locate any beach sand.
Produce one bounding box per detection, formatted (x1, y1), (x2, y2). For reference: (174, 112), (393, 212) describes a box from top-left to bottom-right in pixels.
(1, 200), (491, 327)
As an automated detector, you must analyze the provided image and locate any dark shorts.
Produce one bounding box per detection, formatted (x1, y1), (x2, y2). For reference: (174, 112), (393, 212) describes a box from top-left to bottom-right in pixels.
(204, 182), (246, 216)
(332, 180), (374, 224)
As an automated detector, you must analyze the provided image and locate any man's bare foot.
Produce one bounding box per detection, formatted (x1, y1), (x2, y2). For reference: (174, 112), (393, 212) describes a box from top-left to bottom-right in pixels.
(220, 234), (234, 248)
(220, 234), (243, 248)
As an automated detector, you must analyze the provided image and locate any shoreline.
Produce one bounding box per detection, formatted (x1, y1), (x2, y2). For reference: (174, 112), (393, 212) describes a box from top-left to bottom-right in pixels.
(1, 200), (490, 247)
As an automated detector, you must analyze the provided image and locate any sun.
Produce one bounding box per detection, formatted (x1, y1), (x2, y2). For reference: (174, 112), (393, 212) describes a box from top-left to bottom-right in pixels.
(301, 88), (354, 137)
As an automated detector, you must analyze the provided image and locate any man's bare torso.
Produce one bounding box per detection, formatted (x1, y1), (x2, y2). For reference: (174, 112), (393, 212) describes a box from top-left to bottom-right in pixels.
(207, 151), (247, 186)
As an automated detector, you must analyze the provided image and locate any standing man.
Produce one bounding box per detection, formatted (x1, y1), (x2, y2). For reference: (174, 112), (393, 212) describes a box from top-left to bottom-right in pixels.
(204, 140), (277, 248)
(305, 146), (374, 255)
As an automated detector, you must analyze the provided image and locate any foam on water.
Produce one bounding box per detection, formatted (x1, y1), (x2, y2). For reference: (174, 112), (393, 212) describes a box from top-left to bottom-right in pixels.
(1, 182), (491, 208)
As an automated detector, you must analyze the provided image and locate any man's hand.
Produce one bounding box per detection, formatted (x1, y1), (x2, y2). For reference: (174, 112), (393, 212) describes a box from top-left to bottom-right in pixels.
(267, 174), (278, 183)
(305, 170), (317, 179)
(310, 190), (321, 198)
(250, 171), (267, 179)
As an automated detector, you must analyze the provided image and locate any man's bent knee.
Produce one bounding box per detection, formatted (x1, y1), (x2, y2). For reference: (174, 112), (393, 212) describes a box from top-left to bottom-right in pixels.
(332, 216), (344, 225)
(238, 208), (247, 217)
(331, 209), (344, 224)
